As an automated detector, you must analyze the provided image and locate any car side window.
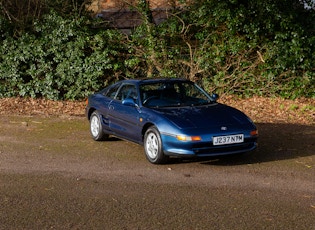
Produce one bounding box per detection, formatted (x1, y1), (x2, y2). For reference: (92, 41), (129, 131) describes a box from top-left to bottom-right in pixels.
(104, 83), (121, 99)
(115, 84), (138, 102)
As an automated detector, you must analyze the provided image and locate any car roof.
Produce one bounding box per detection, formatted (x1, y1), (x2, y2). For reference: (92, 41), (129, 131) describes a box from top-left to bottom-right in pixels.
(121, 78), (191, 85)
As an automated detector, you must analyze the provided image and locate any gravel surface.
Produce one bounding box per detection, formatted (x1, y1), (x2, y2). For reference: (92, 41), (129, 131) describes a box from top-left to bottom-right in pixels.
(0, 97), (314, 229)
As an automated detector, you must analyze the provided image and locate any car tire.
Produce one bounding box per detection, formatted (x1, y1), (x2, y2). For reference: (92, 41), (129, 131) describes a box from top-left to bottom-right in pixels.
(90, 111), (109, 141)
(144, 126), (168, 164)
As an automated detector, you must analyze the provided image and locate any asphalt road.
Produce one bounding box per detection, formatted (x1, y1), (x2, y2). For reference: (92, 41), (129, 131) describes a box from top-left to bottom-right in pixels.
(0, 116), (314, 229)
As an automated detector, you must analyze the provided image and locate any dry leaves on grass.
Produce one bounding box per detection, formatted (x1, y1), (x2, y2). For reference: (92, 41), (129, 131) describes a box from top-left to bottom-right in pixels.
(0, 98), (86, 117)
(0, 96), (314, 125)
(220, 96), (315, 125)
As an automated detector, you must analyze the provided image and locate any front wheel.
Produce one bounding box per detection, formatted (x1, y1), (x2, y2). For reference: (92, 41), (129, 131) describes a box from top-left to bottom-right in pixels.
(144, 126), (168, 164)
(90, 111), (109, 141)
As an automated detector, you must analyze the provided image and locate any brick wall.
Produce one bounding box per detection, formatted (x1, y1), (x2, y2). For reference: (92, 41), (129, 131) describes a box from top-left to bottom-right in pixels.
(89, 0), (185, 13)
(88, 0), (190, 31)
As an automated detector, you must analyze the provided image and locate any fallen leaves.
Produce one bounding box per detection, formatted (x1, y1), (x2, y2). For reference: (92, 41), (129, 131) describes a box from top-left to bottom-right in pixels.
(0, 97), (86, 117)
(220, 96), (314, 125)
(295, 160), (313, 169)
(0, 96), (314, 125)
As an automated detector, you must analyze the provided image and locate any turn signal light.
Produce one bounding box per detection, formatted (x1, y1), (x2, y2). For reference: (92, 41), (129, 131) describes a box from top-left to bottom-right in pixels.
(250, 130), (258, 136)
(176, 135), (202, 141)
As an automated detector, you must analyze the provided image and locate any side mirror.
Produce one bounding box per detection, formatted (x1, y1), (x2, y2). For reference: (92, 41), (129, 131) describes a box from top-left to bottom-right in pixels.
(211, 93), (219, 102)
(122, 98), (137, 107)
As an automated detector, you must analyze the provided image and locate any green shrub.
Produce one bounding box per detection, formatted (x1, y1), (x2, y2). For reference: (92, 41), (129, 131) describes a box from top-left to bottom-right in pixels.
(0, 12), (124, 100)
(0, 0), (314, 100)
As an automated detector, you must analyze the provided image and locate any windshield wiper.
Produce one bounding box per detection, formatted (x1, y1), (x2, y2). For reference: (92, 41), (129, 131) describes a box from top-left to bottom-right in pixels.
(189, 100), (213, 106)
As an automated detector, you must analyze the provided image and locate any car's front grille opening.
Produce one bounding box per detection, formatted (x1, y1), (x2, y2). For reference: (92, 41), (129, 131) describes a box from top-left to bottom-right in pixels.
(192, 142), (256, 155)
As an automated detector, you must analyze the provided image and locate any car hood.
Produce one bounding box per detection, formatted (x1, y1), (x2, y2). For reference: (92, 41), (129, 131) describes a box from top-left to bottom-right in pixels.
(153, 103), (252, 129)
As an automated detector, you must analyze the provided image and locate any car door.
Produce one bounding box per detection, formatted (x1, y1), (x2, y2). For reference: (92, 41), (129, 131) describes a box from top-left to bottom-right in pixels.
(94, 82), (122, 131)
(108, 83), (142, 142)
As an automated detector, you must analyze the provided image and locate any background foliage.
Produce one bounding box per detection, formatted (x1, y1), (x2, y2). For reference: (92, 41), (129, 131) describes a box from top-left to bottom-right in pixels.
(0, 0), (314, 100)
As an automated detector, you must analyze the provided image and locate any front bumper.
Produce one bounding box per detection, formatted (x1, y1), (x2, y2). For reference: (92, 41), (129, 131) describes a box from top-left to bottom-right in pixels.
(161, 134), (258, 157)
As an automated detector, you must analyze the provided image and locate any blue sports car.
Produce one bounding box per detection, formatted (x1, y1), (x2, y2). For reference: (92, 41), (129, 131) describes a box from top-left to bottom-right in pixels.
(85, 78), (258, 164)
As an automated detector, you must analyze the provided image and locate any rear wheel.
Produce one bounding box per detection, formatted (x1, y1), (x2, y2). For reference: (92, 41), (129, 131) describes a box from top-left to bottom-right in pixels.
(90, 111), (109, 141)
(144, 126), (168, 164)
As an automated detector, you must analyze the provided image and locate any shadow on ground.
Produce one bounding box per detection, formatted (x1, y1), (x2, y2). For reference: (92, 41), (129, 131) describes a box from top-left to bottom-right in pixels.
(172, 123), (315, 166)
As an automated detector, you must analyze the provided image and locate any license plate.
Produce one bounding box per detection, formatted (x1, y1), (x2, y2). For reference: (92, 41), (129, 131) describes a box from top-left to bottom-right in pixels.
(213, 134), (244, 146)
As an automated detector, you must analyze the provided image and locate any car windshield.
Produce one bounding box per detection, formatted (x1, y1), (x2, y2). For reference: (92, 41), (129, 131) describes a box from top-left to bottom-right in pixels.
(140, 81), (213, 108)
